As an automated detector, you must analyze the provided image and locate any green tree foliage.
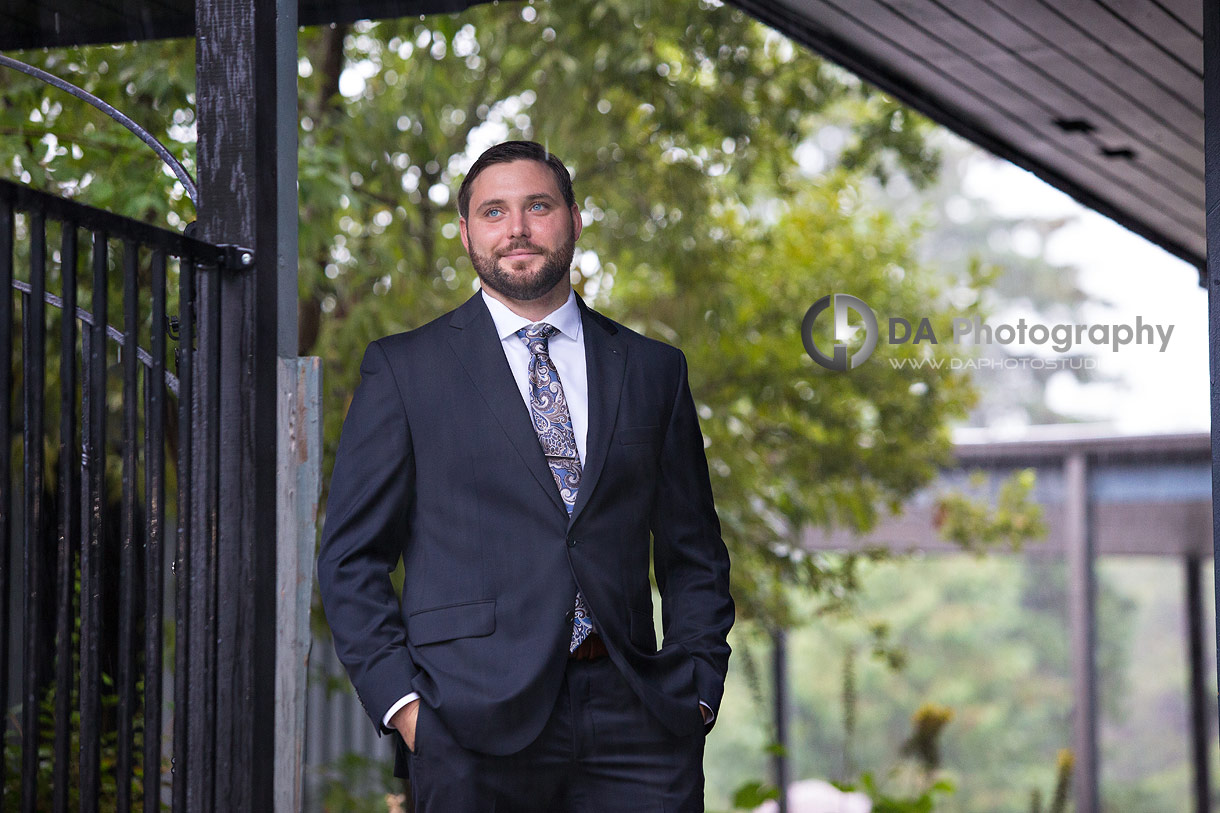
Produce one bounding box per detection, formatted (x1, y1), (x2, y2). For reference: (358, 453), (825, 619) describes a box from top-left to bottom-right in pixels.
(703, 557), (1139, 812)
(0, 0), (1027, 631)
(0, 40), (196, 225)
(289, 0), (1003, 627)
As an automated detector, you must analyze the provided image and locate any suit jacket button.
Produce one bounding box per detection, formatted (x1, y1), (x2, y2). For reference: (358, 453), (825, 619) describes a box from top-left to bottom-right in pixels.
(565, 610), (575, 624)
(567, 537), (577, 548)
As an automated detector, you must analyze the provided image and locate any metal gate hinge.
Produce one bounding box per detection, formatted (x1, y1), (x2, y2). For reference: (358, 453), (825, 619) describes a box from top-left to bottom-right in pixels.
(218, 244), (256, 271)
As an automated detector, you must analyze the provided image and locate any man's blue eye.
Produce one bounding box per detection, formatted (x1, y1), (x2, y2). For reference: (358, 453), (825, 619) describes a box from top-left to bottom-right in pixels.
(486, 208), (502, 217)
(531, 203), (545, 210)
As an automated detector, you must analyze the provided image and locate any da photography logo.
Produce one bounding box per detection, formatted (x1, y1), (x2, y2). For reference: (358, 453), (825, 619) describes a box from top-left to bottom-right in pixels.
(801, 294), (878, 372)
(801, 293), (1176, 372)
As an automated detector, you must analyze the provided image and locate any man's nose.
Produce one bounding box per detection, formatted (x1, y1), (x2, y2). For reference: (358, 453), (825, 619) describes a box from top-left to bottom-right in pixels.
(508, 211), (530, 237)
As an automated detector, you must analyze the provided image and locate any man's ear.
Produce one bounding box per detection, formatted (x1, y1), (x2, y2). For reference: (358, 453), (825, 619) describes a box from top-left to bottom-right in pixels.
(459, 217), (470, 253)
(570, 205), (582, 243)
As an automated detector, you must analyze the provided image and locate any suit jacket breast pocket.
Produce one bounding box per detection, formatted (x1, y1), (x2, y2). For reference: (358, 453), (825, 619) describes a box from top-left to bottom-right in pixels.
(408, 599), (496, 646)
(617, 425), (660, 446)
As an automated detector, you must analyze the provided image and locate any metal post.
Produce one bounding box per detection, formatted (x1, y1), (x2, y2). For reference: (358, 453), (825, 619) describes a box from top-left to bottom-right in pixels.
(0, 193), (11, 813)
(51, 220), (78, 813)
(195, 0), (292, 806)
(143, 250), (167, 813)
(171, 257), (196, 813)
(772, 627), (789, 813)
(1185, 556), (1212, 813)
(1065, 452), (1098, 813)
(1206, 0), (1220, 786)
(20, 211), (46, 813)
(80, 230), (108, 813)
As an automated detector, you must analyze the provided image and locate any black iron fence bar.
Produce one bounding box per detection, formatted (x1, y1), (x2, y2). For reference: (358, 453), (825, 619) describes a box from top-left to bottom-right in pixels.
(10, 278), (181, 397)
(186, 270), (219, 811)
(171, 255), (195, 813)
(0, 179), (241, 810)
(20, 211), (46, 813)
(116, 239), (139, 813)
(0, 179), (252, 271)
(52, 221), (79, 813)
(144, 249), (167, 813)
(79, 229), (108, 813)
(0, 195), (12, 813)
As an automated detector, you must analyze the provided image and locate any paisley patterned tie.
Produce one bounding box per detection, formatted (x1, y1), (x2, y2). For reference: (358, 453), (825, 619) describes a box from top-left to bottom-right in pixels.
(517, 323), (595, 652)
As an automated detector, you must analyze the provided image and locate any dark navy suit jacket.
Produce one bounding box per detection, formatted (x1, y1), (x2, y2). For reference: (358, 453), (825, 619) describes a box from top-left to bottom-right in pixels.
(317, 291), (734, 755)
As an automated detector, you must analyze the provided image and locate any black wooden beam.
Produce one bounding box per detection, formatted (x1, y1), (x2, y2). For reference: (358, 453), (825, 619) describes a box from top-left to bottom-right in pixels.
(194, 0), (284, 807)
(0, 0), (500, 50)
(1206, 0), (1220, 786)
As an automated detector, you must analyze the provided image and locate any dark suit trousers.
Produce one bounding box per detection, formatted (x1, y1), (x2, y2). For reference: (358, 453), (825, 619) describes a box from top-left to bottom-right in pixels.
(401, 657), (706, 812)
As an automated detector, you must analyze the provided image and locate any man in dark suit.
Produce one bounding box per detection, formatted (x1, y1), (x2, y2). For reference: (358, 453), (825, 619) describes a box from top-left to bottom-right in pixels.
(317, 140), (734, 812)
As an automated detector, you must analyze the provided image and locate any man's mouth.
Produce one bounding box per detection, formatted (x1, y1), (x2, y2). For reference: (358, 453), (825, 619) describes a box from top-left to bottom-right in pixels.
(501, 249), (541, 259)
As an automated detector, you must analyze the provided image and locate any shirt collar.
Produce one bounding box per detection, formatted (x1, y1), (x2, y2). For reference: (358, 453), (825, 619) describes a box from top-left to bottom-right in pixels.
(481, 287), (582, 343)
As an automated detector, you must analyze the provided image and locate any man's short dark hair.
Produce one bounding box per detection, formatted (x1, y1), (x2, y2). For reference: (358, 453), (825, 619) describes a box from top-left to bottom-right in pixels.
(457, 141), (576, 220)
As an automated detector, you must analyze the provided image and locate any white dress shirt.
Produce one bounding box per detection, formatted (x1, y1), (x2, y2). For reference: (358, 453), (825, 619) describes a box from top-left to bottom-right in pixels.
(384, 288), (711, 729)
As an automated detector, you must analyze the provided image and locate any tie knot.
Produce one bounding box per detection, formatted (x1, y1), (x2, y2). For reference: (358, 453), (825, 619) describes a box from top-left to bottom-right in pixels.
(517, 322), (558, 355)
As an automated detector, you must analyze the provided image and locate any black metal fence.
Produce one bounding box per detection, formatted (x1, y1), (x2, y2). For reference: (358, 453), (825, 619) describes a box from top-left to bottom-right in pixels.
(0, 177), (245, 812)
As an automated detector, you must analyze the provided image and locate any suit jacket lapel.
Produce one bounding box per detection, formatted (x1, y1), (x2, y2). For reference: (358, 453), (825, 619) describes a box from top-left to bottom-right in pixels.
(569, 295), (625, 528)
(446, 293), (568, 517)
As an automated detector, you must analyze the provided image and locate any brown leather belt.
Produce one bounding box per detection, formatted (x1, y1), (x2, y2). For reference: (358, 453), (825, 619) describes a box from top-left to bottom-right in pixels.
(568, 633), (608, 661)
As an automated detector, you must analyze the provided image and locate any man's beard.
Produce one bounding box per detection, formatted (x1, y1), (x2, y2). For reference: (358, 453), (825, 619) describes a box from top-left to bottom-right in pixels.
(471, 234), (575, 302)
